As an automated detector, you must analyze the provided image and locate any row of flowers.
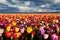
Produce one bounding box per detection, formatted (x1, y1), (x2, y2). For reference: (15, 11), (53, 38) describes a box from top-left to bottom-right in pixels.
(0, 14), (60, 40)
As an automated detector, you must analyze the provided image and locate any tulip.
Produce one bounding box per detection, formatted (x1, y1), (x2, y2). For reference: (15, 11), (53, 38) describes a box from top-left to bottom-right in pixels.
(5, 32), (12, 38)
(43, 34), (49, 39)
(20, 27), (25, 33)
(31, 31), (36, 40)
(41, 21), (44, 24)
(58, 22), (60, 27)
(0, 23), (3, 26)
(56, 27), (60, 33)
(19, 16), (22, 19)
(56, 19), (59, 23)
(53, 19), (56, 24)
(26, 26), (33, 33)
(51, 34), (58, 40)
(0, 28), (4, 34)
(13, 32), (21, 40)
(31, 31), (36, 36)
(12, 21), (17, 26)
(0, 28), (4, 40)
(15, 27), (19, 33)
(18, 25), (23, 29)
(39, 27), (45, 35)
(6, 25), (11, 32)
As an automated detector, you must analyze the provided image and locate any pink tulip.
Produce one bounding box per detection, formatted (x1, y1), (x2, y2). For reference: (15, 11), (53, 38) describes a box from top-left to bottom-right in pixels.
(20, 27), (25, 33)
(51, 34), (58, 40)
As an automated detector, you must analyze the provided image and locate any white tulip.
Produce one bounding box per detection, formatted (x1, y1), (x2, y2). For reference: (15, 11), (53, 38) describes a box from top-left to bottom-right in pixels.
(44, 34), (49, 39)
(0, 29), (4, 34)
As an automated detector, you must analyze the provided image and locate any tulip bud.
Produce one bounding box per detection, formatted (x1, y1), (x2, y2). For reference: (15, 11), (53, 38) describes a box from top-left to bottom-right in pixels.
(31, 31), (36, 36)
(41, 21), (44, 24)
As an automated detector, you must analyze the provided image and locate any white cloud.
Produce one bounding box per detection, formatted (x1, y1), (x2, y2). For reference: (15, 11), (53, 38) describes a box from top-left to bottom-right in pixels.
(24, 1), (31, 6)
(0, 0), (7, 3)
(40, 4), (50, 8)
(8, 4), (39, 12)
(11, 0), (20, 2)
(54, 0), (60, 3)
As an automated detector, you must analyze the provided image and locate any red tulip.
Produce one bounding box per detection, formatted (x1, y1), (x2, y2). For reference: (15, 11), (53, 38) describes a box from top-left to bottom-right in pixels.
(5, 32), (12, 38)
(13, 32), (21, 39)
(13, 33), (17, 39)
(4, 24), (10, 28)
(31, 31), (36, 36)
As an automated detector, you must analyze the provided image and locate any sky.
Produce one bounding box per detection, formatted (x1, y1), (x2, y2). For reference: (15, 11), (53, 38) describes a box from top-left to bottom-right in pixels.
(0, 0), (60, 12)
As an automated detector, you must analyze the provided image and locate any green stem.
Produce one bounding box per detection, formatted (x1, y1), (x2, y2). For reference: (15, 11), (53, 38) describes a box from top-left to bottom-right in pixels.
(1, 37), (3, 40)
(31, 34), (33, 40)
(15, 38), (19, 40)
(31, 38), (33, 40)
(26, 36), (27, 40)
(11, 36), (13, 40)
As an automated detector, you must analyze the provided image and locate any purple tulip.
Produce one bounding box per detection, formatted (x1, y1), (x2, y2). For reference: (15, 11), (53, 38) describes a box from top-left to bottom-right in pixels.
(39, 27), (45, 35)
(18, 25), (23, 29)
(0, 23), (3, 26)
(52, 25), (56, 30)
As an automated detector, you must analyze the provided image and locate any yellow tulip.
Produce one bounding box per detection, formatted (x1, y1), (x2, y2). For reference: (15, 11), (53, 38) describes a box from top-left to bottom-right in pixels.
(56, 28), (60, 33)
(26, 26), (33, 33)
(12, 21), (17, 26)
(19, 16), (22, 19)
(15, 27), (19, 32)
(6, 26), (11, 32)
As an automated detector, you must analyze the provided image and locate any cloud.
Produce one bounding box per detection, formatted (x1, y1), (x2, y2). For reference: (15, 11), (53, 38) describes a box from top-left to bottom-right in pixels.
(40, 3), (50, 8)
(11, 0), (19, 2)
(0, 0), (7, 3)
(24, 1), (31, 6)
(0, 0), (60, 12)
(54, 0), (60, 3)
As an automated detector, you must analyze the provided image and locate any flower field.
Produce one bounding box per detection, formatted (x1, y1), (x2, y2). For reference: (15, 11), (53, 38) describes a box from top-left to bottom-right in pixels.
(0, 14), (60, 40)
